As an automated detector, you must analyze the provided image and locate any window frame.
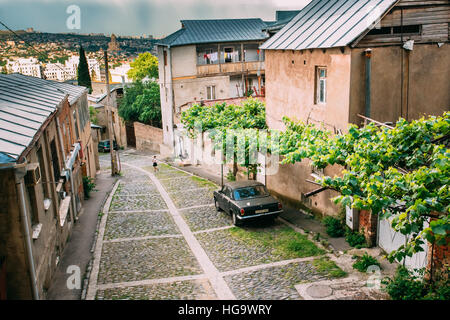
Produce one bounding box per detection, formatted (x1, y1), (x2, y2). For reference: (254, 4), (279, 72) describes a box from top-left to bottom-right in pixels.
(315, 66), (327, 105)
(206, 85), (216, 100)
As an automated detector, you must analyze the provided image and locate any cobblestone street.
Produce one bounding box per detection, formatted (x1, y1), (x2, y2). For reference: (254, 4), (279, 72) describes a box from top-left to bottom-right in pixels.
(86, 152), (358, 300)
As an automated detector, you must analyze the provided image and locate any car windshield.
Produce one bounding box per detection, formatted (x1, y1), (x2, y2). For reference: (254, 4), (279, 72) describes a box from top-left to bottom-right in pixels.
(233, 186), (268, 200)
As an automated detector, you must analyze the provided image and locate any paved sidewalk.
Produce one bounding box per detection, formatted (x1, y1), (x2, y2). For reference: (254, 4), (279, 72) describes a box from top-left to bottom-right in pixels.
(47, 171), (116, 300)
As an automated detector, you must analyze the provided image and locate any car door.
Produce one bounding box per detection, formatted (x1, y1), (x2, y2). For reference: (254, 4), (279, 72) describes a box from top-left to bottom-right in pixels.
(216, 187), (225, 208)
(222, 186), (233, 213)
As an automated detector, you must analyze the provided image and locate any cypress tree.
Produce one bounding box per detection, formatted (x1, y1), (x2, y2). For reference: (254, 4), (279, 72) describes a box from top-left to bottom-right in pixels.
(77, 45), (92, 93)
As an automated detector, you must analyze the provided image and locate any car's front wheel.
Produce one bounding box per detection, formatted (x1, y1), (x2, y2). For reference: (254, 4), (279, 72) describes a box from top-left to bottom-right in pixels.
(214, 199), (221, 212)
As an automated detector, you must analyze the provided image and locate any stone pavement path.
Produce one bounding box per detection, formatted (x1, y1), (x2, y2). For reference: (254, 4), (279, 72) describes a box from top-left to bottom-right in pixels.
(86, 152), (384, 300)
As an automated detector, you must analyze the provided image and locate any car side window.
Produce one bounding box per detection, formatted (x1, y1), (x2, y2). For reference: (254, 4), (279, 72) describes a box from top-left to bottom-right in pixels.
(224, 187), (232, 199)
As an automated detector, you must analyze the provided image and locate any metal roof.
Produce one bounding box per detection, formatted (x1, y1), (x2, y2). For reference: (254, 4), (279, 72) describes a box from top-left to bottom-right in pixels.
(261, 0), (398, 50)
(0, 73), (87, 163)
(158, 19), (269, 47)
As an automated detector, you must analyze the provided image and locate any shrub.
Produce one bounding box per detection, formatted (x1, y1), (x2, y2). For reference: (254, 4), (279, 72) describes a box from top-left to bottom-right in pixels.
(322, 216), (345, 237)
(352, 253), (380, 272)
(345, 229), (367, 247)
(383, 266), (427, 300)
(83, 176), (96, 199)
(226, 171), (236, 181)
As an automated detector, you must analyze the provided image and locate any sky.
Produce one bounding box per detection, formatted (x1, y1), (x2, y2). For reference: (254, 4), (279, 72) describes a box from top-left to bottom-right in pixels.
(0, 0), (311, 38)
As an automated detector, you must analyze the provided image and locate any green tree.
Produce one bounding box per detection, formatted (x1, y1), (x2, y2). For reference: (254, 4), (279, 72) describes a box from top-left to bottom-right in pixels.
(118, 81), (162, 127)
(89, 106), (98, 125)
(181, 98), (267, 179)
(77, 45), (92, 93)
(127, 52), (158, 81)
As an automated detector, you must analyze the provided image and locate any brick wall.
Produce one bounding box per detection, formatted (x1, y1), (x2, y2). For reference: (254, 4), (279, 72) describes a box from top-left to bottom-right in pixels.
(134, 122), (163, 153)
(427, 217), (449, 279)
(359, 210), (378, 247)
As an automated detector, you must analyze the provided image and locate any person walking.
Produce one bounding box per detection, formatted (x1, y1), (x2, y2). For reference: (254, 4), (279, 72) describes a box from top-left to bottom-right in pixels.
(152, 155), (158, 172)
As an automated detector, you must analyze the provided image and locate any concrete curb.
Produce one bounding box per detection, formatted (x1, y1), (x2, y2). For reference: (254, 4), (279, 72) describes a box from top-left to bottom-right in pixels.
(82, 179), (121, 300)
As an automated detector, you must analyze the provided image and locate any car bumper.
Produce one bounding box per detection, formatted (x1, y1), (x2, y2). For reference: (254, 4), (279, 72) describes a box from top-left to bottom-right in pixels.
(236, 210), (283, 220)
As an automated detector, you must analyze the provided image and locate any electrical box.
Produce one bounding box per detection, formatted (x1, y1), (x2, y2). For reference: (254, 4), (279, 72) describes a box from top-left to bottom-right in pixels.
(346, 206), (359, 230)
(24, 163), (41, 186)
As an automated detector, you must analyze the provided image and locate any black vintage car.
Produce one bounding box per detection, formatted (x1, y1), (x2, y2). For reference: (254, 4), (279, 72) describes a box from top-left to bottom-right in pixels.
(213, 181), (283, 226)
(98, 140), (118, 153)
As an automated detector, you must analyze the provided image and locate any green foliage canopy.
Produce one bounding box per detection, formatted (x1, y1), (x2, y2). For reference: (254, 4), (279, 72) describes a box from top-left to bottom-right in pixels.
(118, 81), (162, 127)
(277, 112), (450, 263)
(127, 52), (158, 81)
(181, 98), (267, 172)
(77, 45), (92, 93)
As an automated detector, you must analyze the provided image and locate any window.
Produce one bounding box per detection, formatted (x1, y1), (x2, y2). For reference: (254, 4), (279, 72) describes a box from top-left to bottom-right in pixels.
(315, 67), (327, 104)
(367, 25), (421, 36)
(224, 187), (232, 198)
(233, 186), (269, 200)
(163, 50), (167, 66)
(73, 110), (80, 140)
(37, 147), (49, 199)
(50, 140), (60, 182)
(206, 85), (216, 100)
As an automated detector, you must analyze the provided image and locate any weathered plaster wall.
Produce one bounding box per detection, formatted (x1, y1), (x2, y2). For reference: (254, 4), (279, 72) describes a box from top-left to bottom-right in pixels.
(265, 47), (352, 132)
(350, 44), (450, 125)
(264, 48), (351, 216)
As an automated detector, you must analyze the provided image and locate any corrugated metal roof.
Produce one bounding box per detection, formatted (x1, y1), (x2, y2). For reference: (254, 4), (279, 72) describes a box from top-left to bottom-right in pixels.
(158, 19), (269, 47)
(261, 0), (398, 50)
(0, 73), (87, 163)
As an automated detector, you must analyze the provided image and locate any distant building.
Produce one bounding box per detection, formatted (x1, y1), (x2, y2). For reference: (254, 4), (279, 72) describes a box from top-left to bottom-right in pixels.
(43, 56), (101, 82)
(87, 86), (128, 148)
(7, 58), (43, 78)
(43, 63), (68, 81)
(110, 64), (131, 83)
(108, 34), (120, 52)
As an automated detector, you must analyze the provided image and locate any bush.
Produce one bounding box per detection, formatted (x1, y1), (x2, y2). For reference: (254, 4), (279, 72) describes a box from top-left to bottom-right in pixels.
(352, 253), (380, 272)
(226, 171), (236, 181)
(345, 229), (367, 247)
(322, 216), (345, 237)
(383, 266), (427, 300)
(83, 176), (96, 199)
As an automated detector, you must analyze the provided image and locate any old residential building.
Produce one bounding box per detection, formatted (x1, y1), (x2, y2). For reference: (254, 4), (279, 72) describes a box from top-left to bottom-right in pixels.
(0, 73), (97, 299)
(87, 86), (128, 149)
(156, 18), (270, 153)
(261, 0), (449, 215)
(260, 0), (449, 269)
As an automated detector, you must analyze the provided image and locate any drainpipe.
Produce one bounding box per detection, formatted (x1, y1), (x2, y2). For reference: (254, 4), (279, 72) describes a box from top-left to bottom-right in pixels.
(13, 162), (39, 300)
(167, 45), (176, 152)
(364, 49), (372, 118)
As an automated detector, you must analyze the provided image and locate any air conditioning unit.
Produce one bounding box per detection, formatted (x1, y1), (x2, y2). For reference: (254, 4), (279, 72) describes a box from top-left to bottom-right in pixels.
(24, 163), (41, 186)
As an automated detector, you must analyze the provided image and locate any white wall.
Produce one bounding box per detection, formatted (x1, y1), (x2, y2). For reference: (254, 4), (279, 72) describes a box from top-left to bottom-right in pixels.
(171, 45), (197, 78)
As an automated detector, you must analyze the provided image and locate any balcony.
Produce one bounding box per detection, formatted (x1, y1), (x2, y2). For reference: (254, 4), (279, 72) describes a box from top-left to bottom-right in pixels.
(197, 61), (265, 77)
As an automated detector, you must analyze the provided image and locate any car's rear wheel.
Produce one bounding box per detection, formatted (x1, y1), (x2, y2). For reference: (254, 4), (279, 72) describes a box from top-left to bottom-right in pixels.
(214, 199), (221, 212)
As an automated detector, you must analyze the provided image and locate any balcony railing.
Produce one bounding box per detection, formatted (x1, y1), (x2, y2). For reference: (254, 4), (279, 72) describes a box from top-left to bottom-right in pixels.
(197, 61), (264, 76)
